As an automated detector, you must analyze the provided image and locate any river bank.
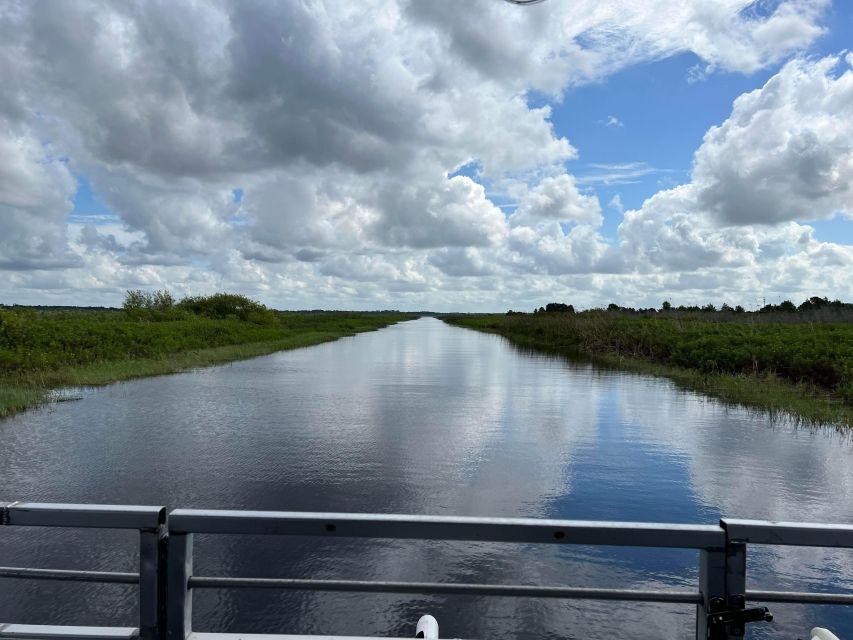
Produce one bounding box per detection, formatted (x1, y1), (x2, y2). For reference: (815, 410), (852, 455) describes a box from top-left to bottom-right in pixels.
(442, 313), (853, 427)
(0, 308), (413, 419)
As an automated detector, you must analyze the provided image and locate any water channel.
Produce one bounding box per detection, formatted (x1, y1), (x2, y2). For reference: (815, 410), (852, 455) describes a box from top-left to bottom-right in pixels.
(2, 317), (852, 639)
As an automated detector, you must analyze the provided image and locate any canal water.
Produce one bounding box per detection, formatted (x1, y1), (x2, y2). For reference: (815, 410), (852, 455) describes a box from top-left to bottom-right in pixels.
(1, 317), (852, 639)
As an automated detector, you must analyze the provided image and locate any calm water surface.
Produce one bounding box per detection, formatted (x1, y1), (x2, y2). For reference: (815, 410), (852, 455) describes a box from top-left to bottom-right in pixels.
(2, 317), (852, 639)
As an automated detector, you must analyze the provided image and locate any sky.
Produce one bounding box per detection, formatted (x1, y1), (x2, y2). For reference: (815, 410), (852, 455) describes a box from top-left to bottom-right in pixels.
(1, 0), (852, 311)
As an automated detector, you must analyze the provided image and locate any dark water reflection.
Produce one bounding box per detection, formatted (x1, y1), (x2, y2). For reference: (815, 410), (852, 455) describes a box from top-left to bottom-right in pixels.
(1, 317), (852, 639)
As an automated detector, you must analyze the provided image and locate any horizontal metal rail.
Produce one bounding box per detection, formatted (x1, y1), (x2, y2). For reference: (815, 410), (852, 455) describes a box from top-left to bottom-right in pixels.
(186, 577), (853, 607)
(747, 590), (853, 605)
(1, 502), (165, 530)
(0, 624), (139, 639)
(188, 575), (702, 603)
(0, 566), (139, 584)
(169, 509), (725, 549)
(186, 635), (453, 640)
(723, 519), (853, 548)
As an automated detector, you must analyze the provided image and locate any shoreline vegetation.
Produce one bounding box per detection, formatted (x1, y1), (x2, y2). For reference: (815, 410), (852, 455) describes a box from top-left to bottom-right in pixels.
(0, 292), (414, 420)
(441, 304), (853, 428)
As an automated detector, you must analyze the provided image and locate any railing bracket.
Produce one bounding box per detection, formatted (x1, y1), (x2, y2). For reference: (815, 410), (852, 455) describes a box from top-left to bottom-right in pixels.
(0, 502), (19, 526)
(707, 595), (772, 638)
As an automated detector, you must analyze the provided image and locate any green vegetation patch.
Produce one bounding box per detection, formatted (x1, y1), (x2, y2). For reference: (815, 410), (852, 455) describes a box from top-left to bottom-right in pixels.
(442, 313), (853, 427)
(0, 293), (413, 420)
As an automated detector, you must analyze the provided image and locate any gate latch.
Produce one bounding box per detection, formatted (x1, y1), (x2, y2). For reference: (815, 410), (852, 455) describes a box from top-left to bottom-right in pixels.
(707, 595), (773, 638)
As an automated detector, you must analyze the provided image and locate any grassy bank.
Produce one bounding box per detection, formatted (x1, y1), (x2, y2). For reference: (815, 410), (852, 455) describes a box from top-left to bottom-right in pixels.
(0, 305), (413, 419)
(442, 313), (853, 427)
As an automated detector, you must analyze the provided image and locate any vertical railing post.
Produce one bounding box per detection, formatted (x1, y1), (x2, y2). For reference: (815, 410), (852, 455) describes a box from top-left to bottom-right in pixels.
(724, 542), (747, 637)
(725, 542), (746, 600)
(698, 541), (748, 640)
(167, 532), (193, 640)
(139, 522), (168, 640)
(697, 549), (726, 640)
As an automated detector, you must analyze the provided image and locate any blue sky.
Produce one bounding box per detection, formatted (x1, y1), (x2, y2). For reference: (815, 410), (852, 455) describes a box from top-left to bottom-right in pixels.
(69, 176), (115, 224)
(3, 0), (853, 309)
(554, 0), (853, 244)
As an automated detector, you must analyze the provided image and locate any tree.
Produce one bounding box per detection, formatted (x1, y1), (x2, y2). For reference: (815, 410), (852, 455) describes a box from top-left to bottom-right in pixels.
(661, 301), (672, 311)
(150, 290), (174, 311)
(798, 296), (829, 312)
(123, 290), (150, 311)
(545, 302), (575, 313)
(123, 289), (174, 313)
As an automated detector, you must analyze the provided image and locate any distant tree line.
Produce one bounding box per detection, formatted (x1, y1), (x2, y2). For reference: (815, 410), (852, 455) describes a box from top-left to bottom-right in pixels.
(512, 296), (853, 322)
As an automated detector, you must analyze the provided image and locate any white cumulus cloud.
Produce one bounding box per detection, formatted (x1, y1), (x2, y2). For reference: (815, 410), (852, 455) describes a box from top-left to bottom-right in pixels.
(694, 55), (853, 224)
(0, 0), (847, 310)
(511, 175), (603, 227)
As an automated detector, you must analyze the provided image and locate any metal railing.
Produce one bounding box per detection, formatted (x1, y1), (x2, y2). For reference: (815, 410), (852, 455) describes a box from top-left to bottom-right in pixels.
(3, 503), (853, 640)
(0, 502), (167, 640)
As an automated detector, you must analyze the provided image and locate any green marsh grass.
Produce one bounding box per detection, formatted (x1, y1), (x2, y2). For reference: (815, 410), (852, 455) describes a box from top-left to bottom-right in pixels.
(0, 308), (412, 419)
(442, 313), (853, 427)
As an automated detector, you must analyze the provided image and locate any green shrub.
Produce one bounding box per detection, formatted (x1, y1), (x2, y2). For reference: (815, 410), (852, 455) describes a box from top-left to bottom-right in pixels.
(176, 293), (270, 321)
(123, 289), (176, 319)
